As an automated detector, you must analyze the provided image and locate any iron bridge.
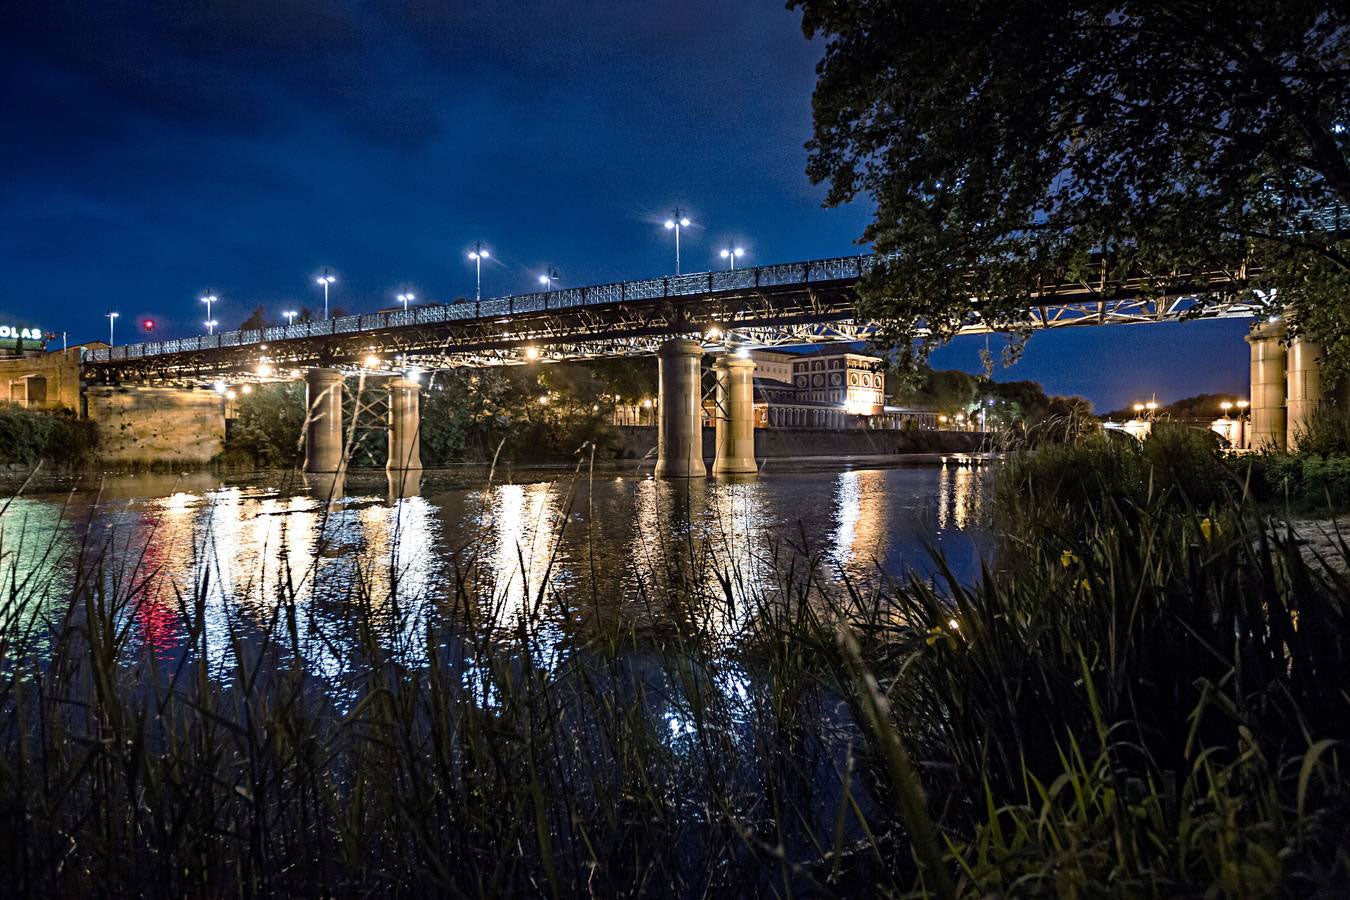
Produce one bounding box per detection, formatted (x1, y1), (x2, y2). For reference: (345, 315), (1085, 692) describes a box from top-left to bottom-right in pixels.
(83, 254), (1262, 383)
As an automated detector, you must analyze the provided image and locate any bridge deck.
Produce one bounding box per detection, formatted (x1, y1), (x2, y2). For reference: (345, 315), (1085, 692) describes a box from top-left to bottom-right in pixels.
(84, 254), (1259, 381)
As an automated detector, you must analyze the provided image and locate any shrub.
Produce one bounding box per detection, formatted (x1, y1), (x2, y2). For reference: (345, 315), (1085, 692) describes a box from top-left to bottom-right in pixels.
(0, 405), (98, 467)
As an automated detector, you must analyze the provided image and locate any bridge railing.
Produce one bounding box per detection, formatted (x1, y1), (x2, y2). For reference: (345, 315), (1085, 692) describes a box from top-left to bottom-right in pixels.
(85, 253), (873, 363)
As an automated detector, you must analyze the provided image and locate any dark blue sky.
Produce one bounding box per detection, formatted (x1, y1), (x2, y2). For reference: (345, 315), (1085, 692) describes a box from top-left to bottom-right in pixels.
(1, 1), (1249, 411)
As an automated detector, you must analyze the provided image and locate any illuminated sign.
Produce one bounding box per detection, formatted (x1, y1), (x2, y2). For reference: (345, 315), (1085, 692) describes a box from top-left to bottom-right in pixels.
(0, 326), (45, 350)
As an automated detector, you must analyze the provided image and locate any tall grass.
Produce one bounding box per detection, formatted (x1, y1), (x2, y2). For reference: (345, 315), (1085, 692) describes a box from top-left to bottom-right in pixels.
(0, 441), (1347, 896)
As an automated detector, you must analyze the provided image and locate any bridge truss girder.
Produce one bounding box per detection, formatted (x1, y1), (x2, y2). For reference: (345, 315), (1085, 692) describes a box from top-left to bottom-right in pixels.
(86, 271), (1260, 385)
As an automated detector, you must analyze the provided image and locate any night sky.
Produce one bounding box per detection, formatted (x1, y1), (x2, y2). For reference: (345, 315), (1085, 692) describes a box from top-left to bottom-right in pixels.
(1, 1), (1250, 412)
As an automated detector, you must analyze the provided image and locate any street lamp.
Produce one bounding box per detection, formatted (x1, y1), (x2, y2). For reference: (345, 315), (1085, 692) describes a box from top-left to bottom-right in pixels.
(719, 247), (745, 270)
(397, 292), (415, 312)
(200, 294), (218, 333)
(663, 208), (691, 274)
(205, 320), (219, 335)
(315, 269), (336, 319)
(282, 310), (298, 325)
(106, 312), (119, 346)
(468, 241), (490, 302)
(539, 267), (560, 291)
(1220, 401), (1234, 417)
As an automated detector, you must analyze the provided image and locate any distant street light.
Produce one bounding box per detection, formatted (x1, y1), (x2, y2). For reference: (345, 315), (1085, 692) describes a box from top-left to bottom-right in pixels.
(1220, 401), (1234, 417)
(200, 294), (218, 333)
(468, 241), (490, 302)
(315, 268), (336, 319)
(719, 247), (745, 270)
(205, 320), (219, 335)
(663, 208), (691, 274)
(538, 267), (560, 291)
(282, 310), (298, 325)
(106, 311), (119, 347)
(397, 292), (416, 312)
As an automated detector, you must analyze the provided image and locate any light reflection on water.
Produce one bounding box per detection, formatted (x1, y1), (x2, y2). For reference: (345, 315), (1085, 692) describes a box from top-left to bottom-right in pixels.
(0, 463), (992, 671)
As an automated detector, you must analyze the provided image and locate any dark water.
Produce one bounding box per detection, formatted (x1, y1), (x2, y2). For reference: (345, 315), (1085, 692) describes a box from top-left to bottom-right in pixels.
(0, 460), (993, 669)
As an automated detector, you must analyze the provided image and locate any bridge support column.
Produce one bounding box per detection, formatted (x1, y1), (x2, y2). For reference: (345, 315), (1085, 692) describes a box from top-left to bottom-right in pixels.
(1246, 321), (1287, 450)
(712, 354), (758, 476)
(386, 376), (423, 482)
(304, 367), (345, 473)
(1286, 336), (1324, 451)
(654, 338), (706, 478)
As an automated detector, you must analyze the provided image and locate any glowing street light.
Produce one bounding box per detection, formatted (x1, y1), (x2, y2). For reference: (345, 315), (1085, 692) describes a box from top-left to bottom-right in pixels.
(205, 320), (219, 335)
(1220, 401), (1234, 417)
(200, 294), (218, 333)
(524, 345), (541, 361)
(282, 310), (298, 325)
(397, 292), (415, 312)
(315, 268), (336, 319)
(663, 208), (691, 274)
(719, 247), (745, 270)
(468, 241), (490, 302)
(106, 311), (119, 346)
(538, 267), (560, 291)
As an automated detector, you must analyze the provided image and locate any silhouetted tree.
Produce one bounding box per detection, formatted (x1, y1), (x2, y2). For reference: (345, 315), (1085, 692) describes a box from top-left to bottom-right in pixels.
(239, 305), (268, 330)
(793, 0), (1350, 381)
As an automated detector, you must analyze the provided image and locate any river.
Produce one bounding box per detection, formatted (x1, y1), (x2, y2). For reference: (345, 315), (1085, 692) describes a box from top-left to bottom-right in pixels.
(0, 459), (993, 675)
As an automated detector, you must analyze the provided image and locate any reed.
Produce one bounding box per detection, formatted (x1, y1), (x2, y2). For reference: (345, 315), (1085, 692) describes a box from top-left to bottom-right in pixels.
(0, 444), (1346, 896)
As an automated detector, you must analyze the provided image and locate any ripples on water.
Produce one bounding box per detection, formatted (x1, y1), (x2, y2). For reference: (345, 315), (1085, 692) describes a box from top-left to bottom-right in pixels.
(0, 463), (992, 679)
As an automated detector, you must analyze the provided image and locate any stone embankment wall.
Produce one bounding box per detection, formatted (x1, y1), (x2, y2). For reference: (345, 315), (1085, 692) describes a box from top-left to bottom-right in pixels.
(0, 349), (84, 410)
(85, 386), (225, 466)
(614, 426), (986, 461)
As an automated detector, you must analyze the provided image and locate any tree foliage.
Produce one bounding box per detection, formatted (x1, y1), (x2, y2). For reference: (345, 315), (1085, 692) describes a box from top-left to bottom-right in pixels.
(239, 305), (268, 330)
(793, 1), (1350, 381)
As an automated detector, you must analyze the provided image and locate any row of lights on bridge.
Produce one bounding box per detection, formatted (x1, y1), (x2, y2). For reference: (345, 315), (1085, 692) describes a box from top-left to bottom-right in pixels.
(102, 209), (748, 346)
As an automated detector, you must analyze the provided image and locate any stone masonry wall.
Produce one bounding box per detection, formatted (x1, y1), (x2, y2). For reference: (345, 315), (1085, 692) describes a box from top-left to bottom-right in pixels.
(0, 349), (84, 411)
(85, 386), (225, 466)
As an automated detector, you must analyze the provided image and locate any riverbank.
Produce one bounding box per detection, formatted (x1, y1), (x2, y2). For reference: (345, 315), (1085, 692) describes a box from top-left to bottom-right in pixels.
(0, 433), (1344, 896)
(614, 424), (987, 460)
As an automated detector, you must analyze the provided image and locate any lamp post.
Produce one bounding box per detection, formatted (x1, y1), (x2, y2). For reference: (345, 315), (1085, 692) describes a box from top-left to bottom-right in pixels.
(719, 247), (744, 270)
(283, 310), (298, 326)
(538, 267), (560, 291)
(205, 320), (218, 335)
(106, 312), (119, 347)
(201, 294), (218, 333)
(663, 208), (691, 274)
(468, 241), (490, 302)
(1220, 401), (1233, 417)
(315, 269), (336, 319)
(397, 292), (415, 312)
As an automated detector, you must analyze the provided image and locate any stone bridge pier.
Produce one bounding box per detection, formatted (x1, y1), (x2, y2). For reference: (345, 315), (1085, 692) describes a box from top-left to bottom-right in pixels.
(385, 376), (422, 497)
(653, 339), (760, 478)
(303, 367), (346, 473)
(304, 367), (424, 480)
(654, 339), (706, 478)
(712, 354), (758, 475)
(1245, 319), (1327, 451)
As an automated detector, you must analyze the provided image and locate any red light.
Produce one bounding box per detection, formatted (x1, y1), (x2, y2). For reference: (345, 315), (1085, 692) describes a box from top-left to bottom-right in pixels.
(142, 319), (155, 332)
